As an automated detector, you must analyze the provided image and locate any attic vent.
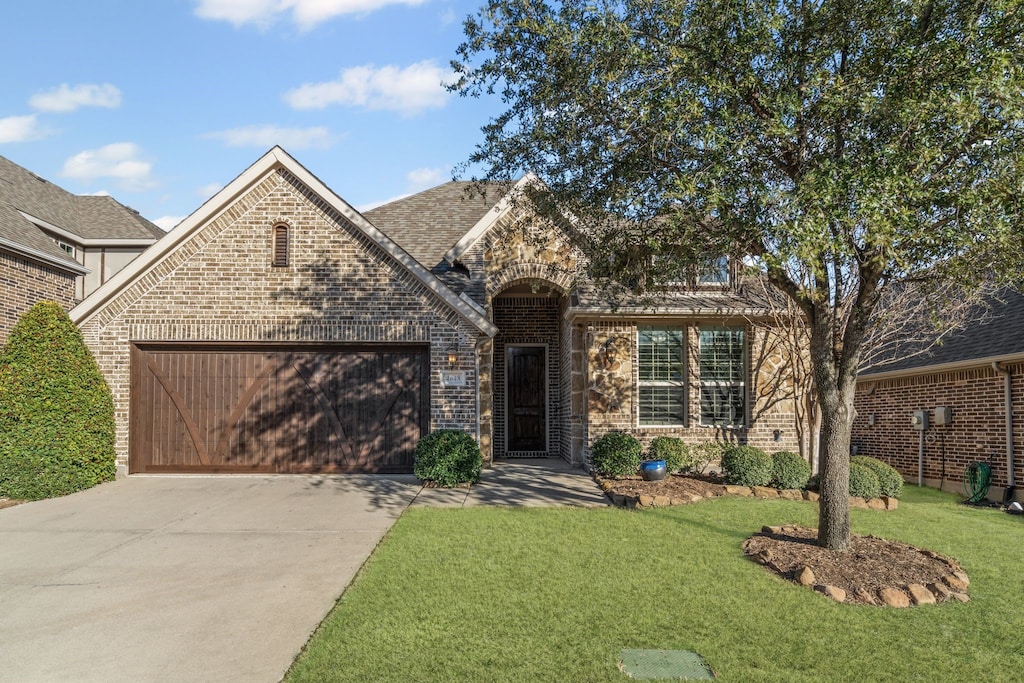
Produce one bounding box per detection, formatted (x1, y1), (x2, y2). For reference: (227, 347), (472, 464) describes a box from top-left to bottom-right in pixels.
(272, 224), (289, 267)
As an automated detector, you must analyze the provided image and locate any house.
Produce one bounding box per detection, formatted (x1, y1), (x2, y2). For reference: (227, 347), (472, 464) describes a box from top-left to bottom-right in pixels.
(71, 147), (804, 476)
(0, 155), (163, 343)
(852, 288), (1023, 503)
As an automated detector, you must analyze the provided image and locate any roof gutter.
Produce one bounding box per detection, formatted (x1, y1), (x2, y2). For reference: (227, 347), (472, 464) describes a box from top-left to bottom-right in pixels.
(992, 362), (1016, 491)
(0, 236), (89, 275)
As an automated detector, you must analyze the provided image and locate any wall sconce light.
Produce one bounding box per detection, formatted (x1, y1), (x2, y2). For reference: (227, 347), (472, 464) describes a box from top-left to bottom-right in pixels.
(447, 345), (458, 368)
(602, 337), (617, 361)
(772, 429), (782, 442)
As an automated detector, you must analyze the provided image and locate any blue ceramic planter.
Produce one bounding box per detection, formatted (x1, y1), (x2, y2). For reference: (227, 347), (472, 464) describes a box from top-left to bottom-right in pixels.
(640, 459), (667, 481)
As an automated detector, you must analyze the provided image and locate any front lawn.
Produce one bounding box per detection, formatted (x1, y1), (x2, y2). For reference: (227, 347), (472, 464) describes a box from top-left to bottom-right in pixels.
(286, 487), (1024, 682)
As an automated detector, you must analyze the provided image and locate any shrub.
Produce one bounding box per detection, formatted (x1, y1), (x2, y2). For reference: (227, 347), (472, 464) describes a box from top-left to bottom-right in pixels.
(851, 456), (904, 498)
(848, 462), (882, 499)
(721, 445), (773, 487)
(591, 432), (642, 478)
(647, 436), (688, 473)
(0, 301), (116, 500)
(691, 441), (727, 474)
(413, 430), (482, 487)
(770, 451), (812, 490)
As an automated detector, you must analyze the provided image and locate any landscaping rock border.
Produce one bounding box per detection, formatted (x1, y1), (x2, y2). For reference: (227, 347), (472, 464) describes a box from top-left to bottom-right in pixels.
(596, 474), (899, 511)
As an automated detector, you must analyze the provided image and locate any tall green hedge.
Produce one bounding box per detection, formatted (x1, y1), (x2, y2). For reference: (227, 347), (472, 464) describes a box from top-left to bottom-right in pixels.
(0, 301), (116, 500)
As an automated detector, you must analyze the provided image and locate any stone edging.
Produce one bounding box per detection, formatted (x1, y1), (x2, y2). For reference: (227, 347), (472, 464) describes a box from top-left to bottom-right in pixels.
(598, 477), (899, 511)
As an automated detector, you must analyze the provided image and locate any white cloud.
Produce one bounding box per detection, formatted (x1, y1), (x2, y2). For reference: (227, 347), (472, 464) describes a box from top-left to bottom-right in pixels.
(61, 143), (155, 191)
(284, 61), (452, 116)
(203, 124), (336, 149)
(85, 190), (112, 196)
(153, 215), (184, 231)
(197, 182), (223, 197)
(29, 83), (122, 113)
(406, 166), (447, 190)
(194, 0), (427, 31)
(0, 114), (48, 143)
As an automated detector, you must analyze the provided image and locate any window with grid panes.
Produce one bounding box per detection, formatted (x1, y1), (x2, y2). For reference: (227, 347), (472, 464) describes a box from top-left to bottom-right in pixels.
(638, 327), (685, 425)
(699, 327), (746, 426)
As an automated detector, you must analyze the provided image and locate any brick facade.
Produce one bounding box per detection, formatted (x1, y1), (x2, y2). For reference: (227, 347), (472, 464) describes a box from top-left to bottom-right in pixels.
(77, 169), (483, 472)
(853, 362), (1023, 501)
(0, 249), (77, 345)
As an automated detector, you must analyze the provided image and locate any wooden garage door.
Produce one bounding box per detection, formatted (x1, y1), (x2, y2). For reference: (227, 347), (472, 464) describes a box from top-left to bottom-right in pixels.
(129, 344), (428, 473)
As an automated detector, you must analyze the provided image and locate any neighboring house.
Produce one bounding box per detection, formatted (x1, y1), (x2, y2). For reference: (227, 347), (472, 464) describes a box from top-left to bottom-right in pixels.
(0, 155), (163, 343)
(852, 288), (1023, 503)
(71, 147), (804, 476)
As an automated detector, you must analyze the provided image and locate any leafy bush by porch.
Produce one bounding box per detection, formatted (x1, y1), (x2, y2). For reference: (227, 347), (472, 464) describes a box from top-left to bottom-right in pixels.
(413, 430), (482, 487)
(721, 445), (773, 487)
(770, 451), (812, 490)
(646, 436), (688, 473)
(852, 456), (904, 498)
(0, 301), (116, 500)
(849, 461), (883, 499)
(591, 432), (642, 477)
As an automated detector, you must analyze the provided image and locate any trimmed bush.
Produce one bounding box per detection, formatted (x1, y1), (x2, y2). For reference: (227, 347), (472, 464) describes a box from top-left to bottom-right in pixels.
(770, 451), (812, 490)
(721, 445), (773, 487)
(0, 301), (116, 500)
(647, 436), (688, 473)
(413, 429), (482, 487)
(849, 461), (882, 499)
(851, 455), (904, 498)
(591, 432), (642, 478)
(691, 441), (727, 474)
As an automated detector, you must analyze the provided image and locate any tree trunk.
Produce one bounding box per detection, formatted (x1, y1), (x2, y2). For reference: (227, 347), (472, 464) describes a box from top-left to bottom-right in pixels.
(816, 387), (854, 550)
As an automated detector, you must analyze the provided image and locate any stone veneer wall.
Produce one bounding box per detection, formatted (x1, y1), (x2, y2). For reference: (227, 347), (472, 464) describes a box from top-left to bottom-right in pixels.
(0, 249), (77, 345)
(582, 319), (803, 463)
(77, 169), (482, 471)
(853, 363), (1023, 501)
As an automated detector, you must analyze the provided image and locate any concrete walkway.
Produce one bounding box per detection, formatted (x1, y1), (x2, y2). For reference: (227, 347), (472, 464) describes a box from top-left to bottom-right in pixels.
(410, 457), (609, 508)
(0, 460), (605, 683)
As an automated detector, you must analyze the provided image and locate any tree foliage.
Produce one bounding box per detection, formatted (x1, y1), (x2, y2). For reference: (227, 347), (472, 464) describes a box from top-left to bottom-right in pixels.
(0, 301), (116, 500)
(453, 0), (1024, 549)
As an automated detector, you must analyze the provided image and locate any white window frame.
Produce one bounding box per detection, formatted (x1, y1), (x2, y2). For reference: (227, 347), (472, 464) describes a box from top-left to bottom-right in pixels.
(698, 326), (747, 427)
(637, 326), (687, 427)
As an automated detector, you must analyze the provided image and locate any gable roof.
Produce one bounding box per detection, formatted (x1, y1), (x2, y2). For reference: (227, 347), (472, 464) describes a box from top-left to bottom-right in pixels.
(70, 147), (497, 337)
(0, 155), (163, 274)
(861, 286), (1024, 378)
(363, 181), (509, 268)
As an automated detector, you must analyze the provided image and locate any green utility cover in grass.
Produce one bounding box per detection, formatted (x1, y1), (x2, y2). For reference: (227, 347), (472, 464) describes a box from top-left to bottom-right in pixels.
(618, 649), (715, 680)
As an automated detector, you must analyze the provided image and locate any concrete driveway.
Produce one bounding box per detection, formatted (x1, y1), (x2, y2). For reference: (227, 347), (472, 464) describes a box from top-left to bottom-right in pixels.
(0, 475), (421, 683)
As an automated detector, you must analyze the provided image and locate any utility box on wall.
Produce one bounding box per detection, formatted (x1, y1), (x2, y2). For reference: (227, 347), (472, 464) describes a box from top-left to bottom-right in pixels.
(912, 410), (929, 430)
(934, 406), (952, 426)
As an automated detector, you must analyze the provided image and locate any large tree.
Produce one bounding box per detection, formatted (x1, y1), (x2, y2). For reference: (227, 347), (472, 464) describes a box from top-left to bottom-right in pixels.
(452, 0), (1024, 549)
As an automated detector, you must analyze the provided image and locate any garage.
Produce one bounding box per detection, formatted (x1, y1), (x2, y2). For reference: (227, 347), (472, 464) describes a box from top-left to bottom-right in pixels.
(129, 344), (429, 474)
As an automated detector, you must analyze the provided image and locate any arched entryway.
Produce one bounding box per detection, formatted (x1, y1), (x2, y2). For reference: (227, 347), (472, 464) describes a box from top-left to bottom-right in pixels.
(491, 282), (568, 459)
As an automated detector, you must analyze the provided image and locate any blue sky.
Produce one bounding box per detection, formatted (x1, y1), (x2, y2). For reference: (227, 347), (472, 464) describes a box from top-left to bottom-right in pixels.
(0, 0), (502, 230)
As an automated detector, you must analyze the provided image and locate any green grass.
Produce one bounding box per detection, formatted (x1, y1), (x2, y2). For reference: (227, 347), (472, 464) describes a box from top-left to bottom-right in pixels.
(286, 487), (1024, 682)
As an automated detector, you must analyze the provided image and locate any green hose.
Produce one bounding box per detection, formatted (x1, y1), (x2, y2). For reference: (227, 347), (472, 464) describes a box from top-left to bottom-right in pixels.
(963, 462), (993, 504)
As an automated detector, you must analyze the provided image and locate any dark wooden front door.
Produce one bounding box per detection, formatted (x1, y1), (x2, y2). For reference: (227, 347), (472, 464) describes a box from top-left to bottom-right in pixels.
(507, 346), (546, 452)
(129, 344), (427, 474)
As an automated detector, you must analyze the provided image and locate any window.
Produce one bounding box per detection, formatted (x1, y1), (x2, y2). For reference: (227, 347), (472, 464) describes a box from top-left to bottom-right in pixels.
(53, 239), (76, 258)
(699, 327), (746, 426)
(638, 327), (685, 425)
(698, 256), (729, 285)
(272, 224), (289, 267)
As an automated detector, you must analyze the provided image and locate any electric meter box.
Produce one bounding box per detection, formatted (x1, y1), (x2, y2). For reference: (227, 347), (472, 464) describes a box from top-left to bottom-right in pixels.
(933, 406), (952, 426)
(911, 410), (929, 430)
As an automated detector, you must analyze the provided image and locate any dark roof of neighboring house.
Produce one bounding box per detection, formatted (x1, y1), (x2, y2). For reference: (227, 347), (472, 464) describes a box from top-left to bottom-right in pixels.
(862, 286), (1024, 375)
(363, 181), (506, 268)
(0, 155), (163, 270)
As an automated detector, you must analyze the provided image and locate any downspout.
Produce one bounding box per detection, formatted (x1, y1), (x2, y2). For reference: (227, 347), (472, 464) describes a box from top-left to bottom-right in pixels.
(991, 362), (1016, 493)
